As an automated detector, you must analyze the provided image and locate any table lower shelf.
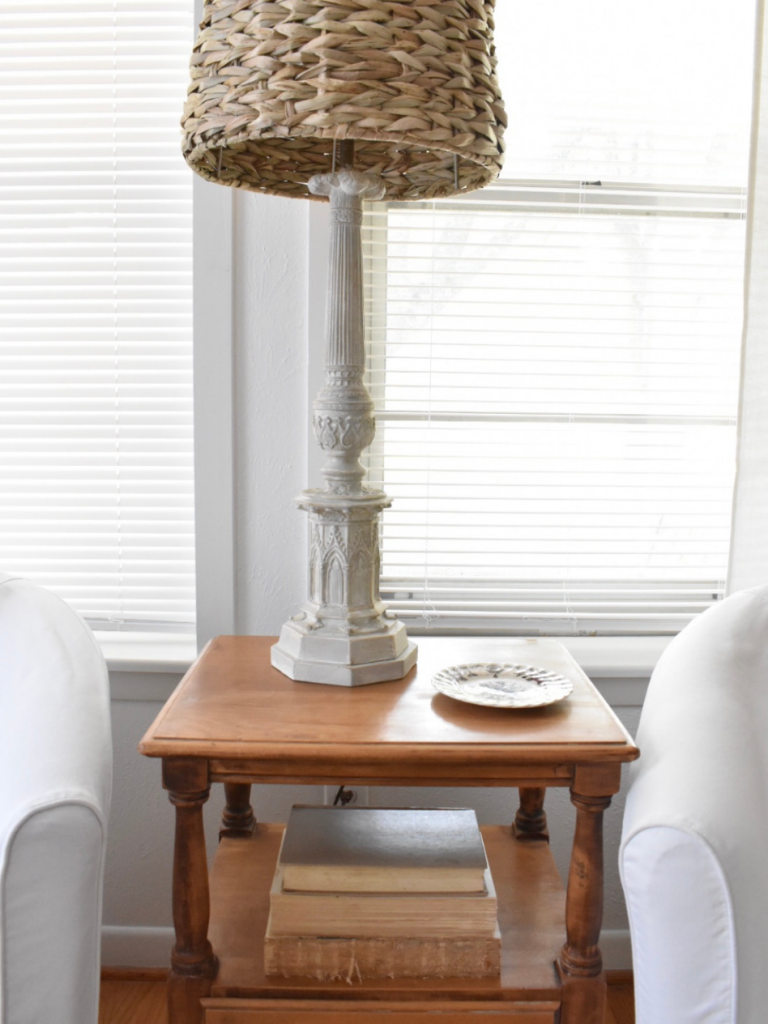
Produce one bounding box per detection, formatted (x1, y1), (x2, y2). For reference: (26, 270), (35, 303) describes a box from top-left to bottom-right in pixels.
(203, 823), (567, 1021)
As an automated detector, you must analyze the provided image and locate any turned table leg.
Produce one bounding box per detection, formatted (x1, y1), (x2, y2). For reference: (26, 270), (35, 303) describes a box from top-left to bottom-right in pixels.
(514, 786), (549, 841)
(164, 758), (218, 1024)
(558, 790), (612, 1024)
(220, 782), (256, 839)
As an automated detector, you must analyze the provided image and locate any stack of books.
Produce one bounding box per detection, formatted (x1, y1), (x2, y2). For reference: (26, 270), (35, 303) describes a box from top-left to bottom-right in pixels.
(264, 805), (501, 981)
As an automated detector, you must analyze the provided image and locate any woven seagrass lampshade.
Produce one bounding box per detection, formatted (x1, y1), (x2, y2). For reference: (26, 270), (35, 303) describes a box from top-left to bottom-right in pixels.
(182, 0), (506, 201)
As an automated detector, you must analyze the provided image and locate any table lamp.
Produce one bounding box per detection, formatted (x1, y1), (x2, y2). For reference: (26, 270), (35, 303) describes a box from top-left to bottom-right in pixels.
(182, 0), (506, 686)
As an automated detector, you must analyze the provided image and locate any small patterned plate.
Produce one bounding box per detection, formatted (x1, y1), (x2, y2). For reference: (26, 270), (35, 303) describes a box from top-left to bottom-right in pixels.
(432, 663), (573, 709)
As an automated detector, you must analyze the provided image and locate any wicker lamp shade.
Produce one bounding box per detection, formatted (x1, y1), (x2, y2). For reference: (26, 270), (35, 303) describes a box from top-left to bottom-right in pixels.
(182, 0), (506, 201)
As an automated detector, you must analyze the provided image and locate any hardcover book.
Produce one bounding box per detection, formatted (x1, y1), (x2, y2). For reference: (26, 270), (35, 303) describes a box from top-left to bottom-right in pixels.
(264, 931), (502, 981)
(278, 805), (489, 895)
(267, 865), (498, 938)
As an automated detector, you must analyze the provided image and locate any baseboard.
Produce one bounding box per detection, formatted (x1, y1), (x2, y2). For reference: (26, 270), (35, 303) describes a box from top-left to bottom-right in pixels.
(605, 969), (633, 986)
(600, 929), (632, 971)
(102, 926), (175, 969)
(101, 925), (633, 973)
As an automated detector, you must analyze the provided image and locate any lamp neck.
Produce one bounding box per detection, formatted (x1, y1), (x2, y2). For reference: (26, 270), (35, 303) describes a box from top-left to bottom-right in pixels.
(311, 169), (384, 369)
(308, 169), (385, 497)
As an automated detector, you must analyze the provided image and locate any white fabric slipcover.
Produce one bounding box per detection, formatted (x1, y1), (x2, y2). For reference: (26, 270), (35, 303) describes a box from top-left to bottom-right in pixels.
(0, 573), (112, 1024)
(620, 584), (768, 1024)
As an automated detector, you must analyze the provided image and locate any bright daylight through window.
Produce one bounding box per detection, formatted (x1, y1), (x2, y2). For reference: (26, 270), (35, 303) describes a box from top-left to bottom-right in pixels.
(363, 0), (756, 635)
(0, 1), (195, 632)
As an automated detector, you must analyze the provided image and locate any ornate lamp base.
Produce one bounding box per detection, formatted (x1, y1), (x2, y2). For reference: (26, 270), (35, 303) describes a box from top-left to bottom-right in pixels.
(271, 490), (417, 686)
(271, 162), (417, 687)
(272, 624), (417, 687)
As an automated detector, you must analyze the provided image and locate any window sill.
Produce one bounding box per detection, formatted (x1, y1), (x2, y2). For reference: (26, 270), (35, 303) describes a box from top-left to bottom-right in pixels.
(557, 635), (669, 706)
(101, 632), (667, 706)
(97, 632), (197, 703)
(96, 631), (198, 674)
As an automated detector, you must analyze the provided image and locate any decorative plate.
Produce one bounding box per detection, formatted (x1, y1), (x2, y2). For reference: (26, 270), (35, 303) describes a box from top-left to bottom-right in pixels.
(431, 663), (573, 709)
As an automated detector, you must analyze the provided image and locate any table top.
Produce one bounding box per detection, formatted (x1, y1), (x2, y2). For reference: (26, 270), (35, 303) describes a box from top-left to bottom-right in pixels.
(140, 637), (638, 779)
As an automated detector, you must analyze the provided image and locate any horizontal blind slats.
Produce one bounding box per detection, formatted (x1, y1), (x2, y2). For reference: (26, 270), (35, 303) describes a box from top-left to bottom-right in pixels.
(362, 0), (753, 635)
(363, 180), (744, 633)
(0, 0), (195, 630)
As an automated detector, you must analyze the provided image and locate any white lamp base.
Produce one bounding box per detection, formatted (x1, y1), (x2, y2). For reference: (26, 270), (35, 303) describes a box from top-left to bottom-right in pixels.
(271, 622), (417, 687)
(273, 166), (417, 688)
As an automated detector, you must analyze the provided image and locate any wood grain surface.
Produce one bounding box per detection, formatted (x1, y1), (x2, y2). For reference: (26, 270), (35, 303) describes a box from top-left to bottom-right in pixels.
(97, 978), (633, 1023)
(139, 637), (638, 777)
(99, 980), (167, 1024)
(203, 998), (560, 1022)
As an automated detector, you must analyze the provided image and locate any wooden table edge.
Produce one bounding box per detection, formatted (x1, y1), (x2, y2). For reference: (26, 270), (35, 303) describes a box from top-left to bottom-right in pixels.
(137, 637), (214, 740)
(137, 737), (640, 763)
(201, 996), (564, 1010)
(138, 636), (641, 761)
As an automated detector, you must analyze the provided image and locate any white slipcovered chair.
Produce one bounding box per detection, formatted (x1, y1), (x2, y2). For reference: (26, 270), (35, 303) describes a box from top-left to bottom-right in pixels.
(0, 572), (112, 1023)
(620, 583), (768, 1024)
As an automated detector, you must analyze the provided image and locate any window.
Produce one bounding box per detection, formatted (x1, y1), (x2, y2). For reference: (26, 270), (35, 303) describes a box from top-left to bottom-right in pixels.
(363, 0), (755, 635)
(0, 0), (196, 633)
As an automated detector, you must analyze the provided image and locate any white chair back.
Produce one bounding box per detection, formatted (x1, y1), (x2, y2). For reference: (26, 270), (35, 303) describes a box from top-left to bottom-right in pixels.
(0, 573), (112, 1024)
(621, 584), (768, 1024)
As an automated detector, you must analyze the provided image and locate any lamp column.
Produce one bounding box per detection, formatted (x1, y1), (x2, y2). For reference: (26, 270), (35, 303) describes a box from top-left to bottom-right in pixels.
(271, 164), (418, 686)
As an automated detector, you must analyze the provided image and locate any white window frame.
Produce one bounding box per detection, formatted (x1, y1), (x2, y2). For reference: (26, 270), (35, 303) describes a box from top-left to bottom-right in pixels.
(1, 0), (229, 672)
(355, 180), (746, 639)
(99, 0), (234, 672)
(190, 176), (236, 649)
(98, 176), (235, 672)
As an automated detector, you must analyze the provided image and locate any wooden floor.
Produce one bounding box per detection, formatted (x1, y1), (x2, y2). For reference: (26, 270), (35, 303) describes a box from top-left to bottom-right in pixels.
(605, 977), (635, 1024)
(98, 975), (635, 1024)
(99, 979), (167, 1024)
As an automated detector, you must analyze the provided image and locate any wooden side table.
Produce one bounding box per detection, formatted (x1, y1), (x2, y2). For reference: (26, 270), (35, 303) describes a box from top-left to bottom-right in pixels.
(140, 636), (639, 1024)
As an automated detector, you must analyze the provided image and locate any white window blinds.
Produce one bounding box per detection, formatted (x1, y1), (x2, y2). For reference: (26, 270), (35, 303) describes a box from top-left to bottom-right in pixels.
(363, 0), (755, 635)
(0, 0), (195, 631)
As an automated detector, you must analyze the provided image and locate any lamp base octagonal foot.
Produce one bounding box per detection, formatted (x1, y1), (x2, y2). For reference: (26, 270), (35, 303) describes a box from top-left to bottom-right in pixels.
(271, 629), (418, 687)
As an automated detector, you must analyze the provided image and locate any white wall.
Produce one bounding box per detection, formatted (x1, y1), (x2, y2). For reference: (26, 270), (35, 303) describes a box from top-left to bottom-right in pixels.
(231, 190), (309, 634)
(102, 189), (645, 971)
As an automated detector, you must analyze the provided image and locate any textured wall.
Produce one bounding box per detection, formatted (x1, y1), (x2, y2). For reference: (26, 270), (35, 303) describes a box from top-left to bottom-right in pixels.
(232, 189), (309, 636)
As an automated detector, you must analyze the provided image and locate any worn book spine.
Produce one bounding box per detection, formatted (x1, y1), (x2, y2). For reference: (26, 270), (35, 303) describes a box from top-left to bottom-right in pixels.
(264, 932), (502, 981)
(281, 863), (487, 894)
(268, 867), (498, 938)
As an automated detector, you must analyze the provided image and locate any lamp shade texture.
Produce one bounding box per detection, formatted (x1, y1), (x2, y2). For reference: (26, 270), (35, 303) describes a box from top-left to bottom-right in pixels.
(182, 0), (506, 200)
